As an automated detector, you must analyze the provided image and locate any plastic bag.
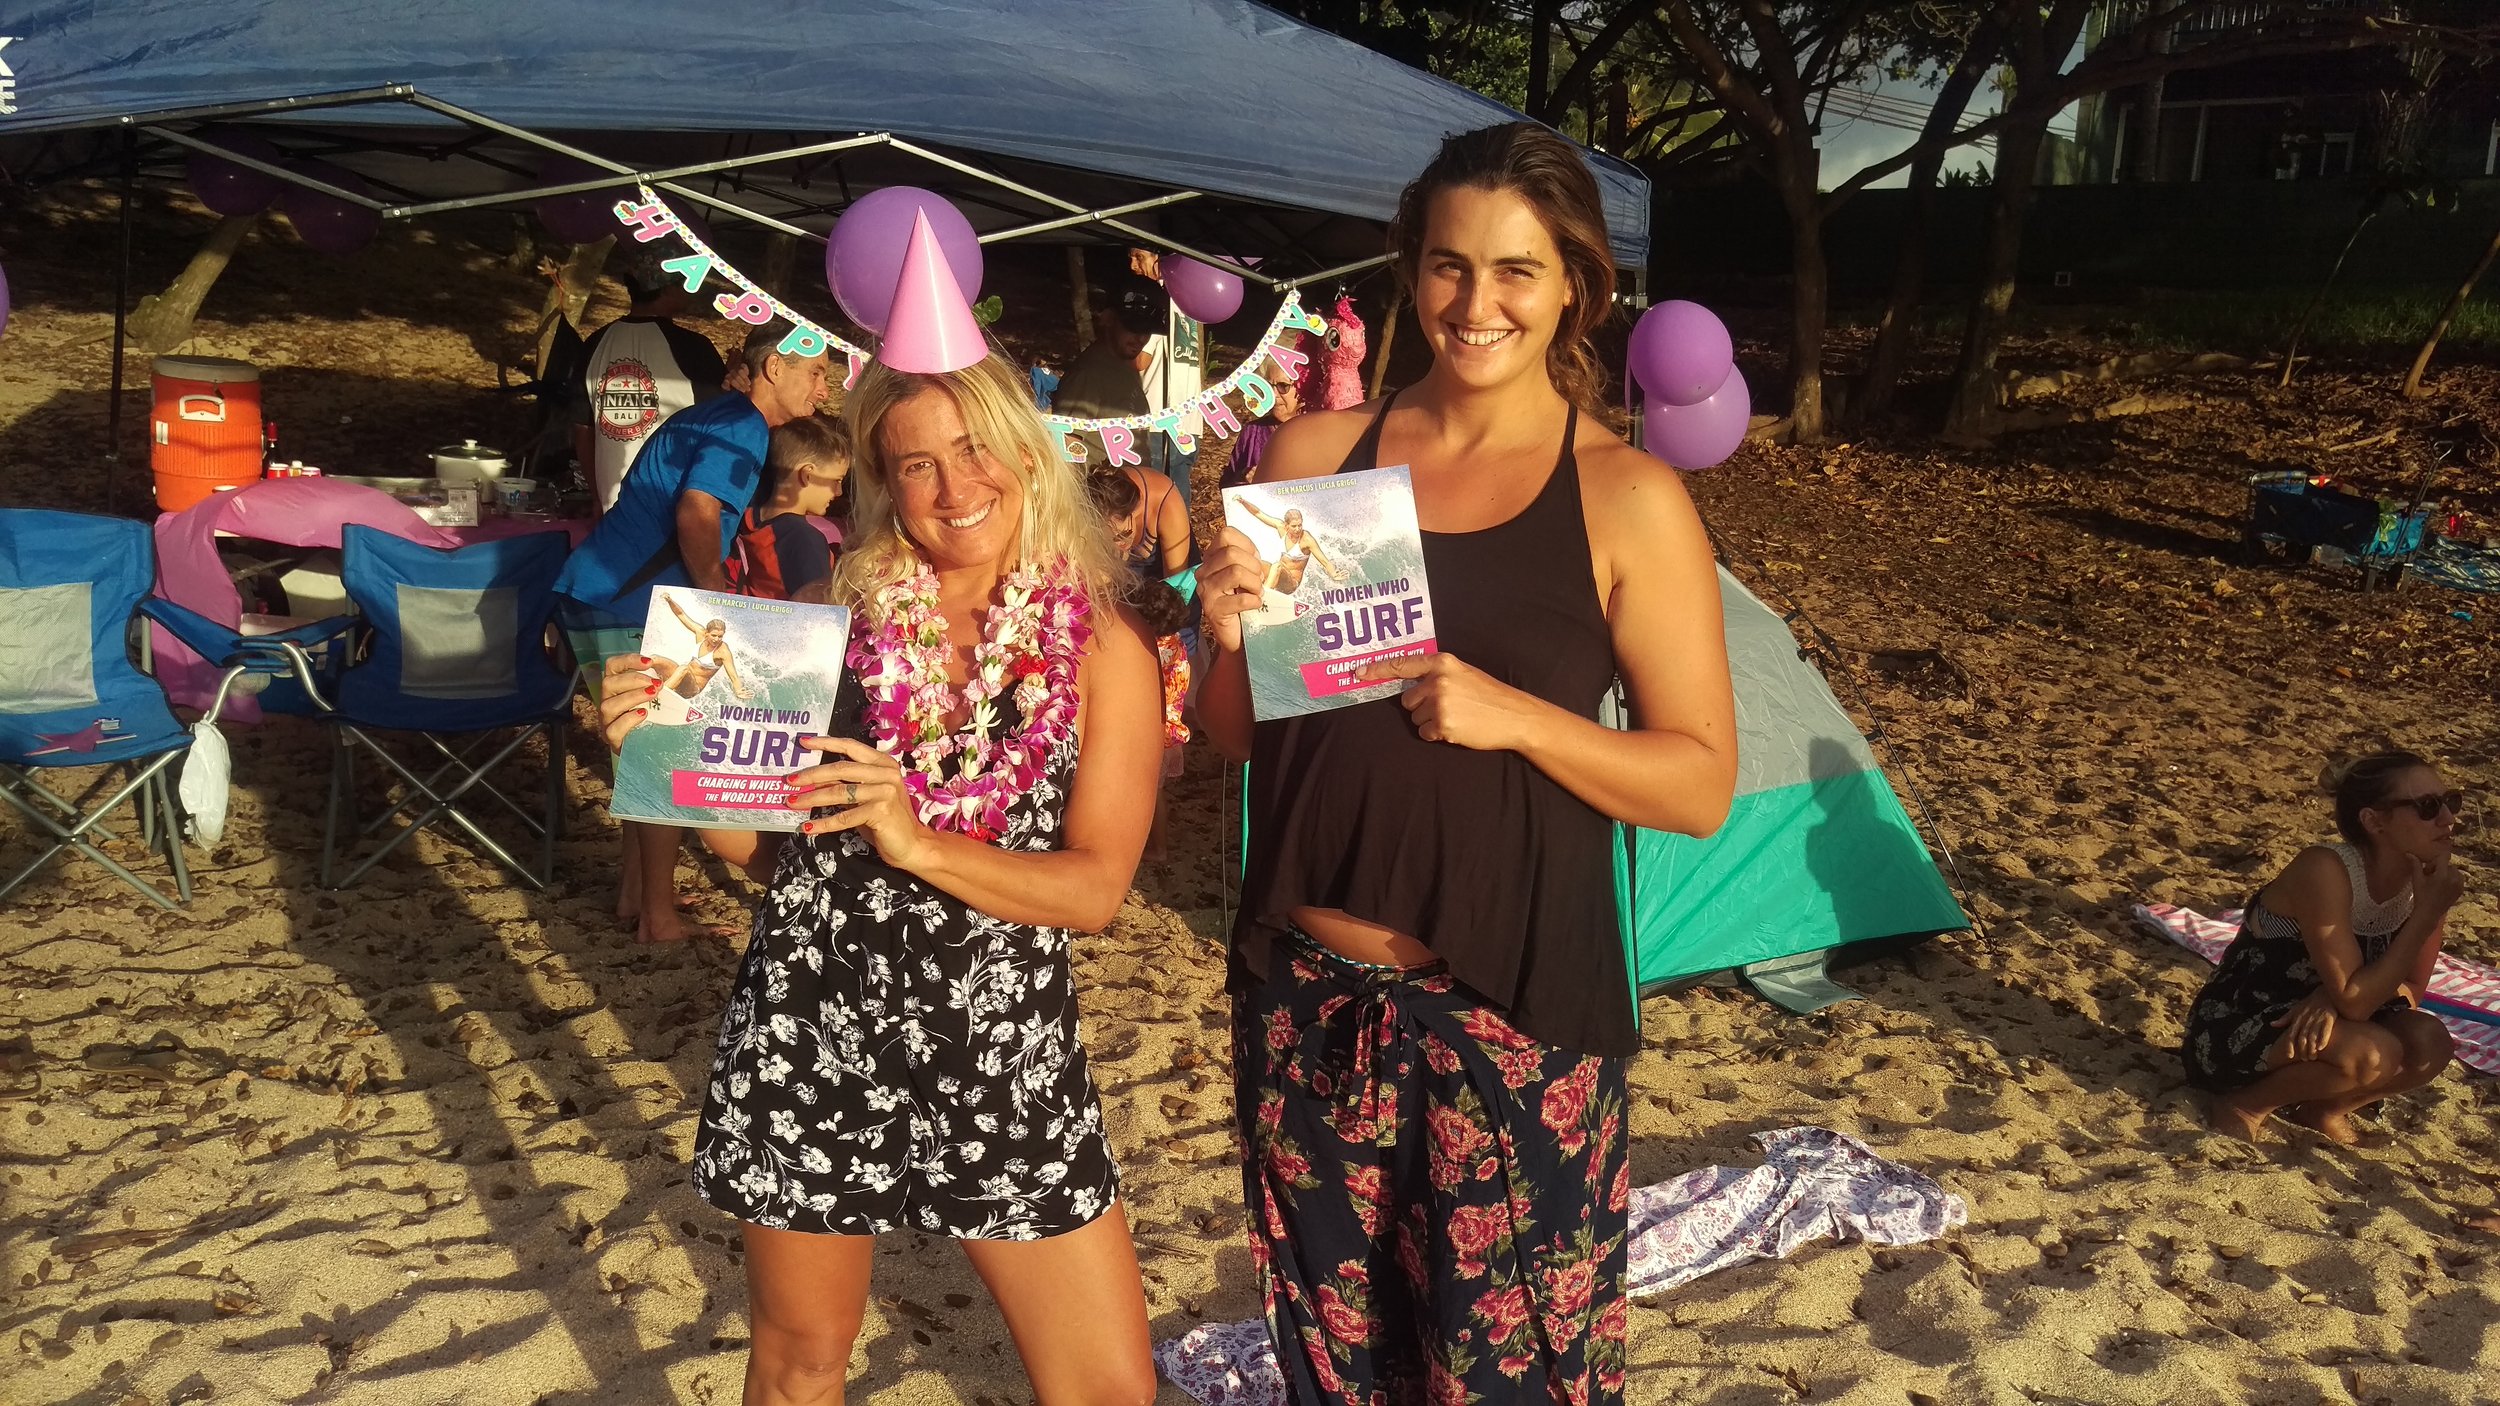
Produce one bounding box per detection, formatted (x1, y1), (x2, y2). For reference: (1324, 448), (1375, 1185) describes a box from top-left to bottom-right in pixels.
(178, 719), (231, 848)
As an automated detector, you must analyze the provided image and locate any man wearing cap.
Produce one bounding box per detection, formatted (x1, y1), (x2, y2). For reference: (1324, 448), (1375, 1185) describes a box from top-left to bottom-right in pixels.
(575, 251), (731, 512)
(1048, 271), (1171, 421)
(556, 324), (829, 944)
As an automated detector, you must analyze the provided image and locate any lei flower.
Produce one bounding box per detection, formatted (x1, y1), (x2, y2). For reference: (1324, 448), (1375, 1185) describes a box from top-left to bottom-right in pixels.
(848, 557), (1090, 842)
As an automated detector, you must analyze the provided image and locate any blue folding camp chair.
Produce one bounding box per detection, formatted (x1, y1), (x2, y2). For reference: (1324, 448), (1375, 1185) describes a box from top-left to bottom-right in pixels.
(320, 525), (575, 890)
(0, 510), (248, 911)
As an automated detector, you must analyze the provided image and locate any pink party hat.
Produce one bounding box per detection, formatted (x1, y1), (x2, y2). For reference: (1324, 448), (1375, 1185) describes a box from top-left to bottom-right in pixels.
(877, 208), (987, 374)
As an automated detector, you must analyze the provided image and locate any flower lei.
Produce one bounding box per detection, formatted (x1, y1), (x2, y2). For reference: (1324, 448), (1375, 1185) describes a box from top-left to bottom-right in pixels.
(849, 557), (1091, 843)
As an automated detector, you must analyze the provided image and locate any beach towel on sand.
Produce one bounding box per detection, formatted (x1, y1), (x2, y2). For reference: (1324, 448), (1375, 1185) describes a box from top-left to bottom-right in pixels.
(1154, 1127), (1964, 1405)
(2135, 902), (2500, 1074)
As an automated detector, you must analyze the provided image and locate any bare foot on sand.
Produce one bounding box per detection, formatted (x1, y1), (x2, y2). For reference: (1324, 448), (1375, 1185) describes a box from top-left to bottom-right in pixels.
(2208, 1093), (2272, 1143)
(2285, 1103), (2363, 1146)
(637, 911), (742, 945)
(617, 891), (703, 923)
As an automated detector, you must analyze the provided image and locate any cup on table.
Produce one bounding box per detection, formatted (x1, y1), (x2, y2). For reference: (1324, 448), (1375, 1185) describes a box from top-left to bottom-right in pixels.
(496, 478), (540, 513)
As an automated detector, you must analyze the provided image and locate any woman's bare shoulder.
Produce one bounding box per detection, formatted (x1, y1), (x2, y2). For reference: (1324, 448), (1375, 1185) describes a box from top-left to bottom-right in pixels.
(1253, 405), (1379, 483)
(1571, 419), (1701, 545)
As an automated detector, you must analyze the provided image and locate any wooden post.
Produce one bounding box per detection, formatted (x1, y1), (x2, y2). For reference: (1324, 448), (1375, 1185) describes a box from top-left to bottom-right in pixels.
(1369, 284), (1403, 400)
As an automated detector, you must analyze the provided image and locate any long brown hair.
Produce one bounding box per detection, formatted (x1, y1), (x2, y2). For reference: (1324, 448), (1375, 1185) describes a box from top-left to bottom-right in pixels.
(1387, 122), (1618, 411)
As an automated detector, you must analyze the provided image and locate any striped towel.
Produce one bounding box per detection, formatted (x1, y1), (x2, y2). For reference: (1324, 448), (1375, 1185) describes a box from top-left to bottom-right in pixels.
(2134, 902), (2500, 1074)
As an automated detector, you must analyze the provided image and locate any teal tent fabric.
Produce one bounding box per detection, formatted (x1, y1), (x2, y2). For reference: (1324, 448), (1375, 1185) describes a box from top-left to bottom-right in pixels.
(1620, 569), (1965, 993)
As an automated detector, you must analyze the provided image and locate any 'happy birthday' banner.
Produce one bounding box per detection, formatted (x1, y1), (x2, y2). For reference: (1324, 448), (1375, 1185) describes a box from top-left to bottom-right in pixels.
(609, 187), (1327, 465)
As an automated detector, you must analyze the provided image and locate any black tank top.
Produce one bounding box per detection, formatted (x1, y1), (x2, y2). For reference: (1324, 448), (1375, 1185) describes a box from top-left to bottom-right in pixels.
(1234, 395), (1632, 1054)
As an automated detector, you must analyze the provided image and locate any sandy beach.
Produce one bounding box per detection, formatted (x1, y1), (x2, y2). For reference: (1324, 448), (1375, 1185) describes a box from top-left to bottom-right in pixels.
(5, 194), (2498, 1405)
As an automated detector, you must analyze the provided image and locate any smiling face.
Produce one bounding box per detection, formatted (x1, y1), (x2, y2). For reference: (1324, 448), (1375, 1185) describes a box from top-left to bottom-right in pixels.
(702, 621), (727, 648)
(1411, 184), (1572, 394)
(879, 386), (1027, 572)
(2365, 765), (2462, 861)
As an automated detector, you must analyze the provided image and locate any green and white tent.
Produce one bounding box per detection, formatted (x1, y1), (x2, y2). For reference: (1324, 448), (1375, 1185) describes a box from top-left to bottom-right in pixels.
(1615, 568), (1967, 1000)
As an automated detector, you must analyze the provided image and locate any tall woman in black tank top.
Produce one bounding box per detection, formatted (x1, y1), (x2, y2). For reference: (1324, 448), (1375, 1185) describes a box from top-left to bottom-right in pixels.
(1195, 124), (1736, 1405)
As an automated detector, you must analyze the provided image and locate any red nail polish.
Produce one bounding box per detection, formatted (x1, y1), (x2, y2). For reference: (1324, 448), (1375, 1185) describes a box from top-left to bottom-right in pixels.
(644, 683), (659, 695)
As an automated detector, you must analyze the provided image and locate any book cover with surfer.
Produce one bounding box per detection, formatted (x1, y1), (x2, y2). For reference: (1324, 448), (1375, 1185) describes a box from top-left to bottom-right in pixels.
(1222, 465), (1436, 720)
(610, 586), (852, 830)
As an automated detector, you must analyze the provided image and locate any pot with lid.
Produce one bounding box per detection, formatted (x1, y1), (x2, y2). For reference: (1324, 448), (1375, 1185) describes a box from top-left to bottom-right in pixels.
(430, 439), (510, 484)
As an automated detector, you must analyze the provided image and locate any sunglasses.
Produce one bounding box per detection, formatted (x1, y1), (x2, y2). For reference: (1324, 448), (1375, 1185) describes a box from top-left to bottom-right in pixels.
(2380, 790), (2467, 821)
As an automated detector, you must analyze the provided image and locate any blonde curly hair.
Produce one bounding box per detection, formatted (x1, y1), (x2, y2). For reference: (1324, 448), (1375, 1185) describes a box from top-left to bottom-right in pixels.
(831, 351), (1124, 625)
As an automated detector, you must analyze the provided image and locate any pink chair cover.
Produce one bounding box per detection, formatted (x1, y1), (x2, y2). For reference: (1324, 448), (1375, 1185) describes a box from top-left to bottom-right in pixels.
(150, 479), (585, 723)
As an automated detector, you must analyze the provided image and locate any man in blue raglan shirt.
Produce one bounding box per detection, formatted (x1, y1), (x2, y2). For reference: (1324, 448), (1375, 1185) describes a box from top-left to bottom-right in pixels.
(558, 321), (830, 944)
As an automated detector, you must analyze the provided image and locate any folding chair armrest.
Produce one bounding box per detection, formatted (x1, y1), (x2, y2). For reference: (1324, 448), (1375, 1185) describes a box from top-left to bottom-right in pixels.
(139, 596), (249, 661)
(140, 598), (356, 713)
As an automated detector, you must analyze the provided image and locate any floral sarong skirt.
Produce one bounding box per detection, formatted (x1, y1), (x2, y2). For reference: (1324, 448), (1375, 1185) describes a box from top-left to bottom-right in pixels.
(1231, 929), (1631, 1404)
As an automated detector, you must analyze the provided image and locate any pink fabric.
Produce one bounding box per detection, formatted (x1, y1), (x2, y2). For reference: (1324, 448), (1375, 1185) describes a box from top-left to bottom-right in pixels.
(150, 479), (586, 722)
(2135, 902), (2500, 1074)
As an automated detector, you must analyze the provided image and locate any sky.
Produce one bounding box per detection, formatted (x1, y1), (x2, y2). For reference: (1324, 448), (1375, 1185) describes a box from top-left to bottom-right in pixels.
(1813, 31), (2095, 188)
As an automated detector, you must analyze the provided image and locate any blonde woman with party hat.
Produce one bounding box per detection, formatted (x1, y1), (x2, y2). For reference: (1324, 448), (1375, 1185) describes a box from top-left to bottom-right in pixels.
(598, 215), (1162, 1405)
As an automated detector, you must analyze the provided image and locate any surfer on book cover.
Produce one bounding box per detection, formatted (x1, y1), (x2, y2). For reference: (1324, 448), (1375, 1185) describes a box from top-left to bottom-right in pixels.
(646, 591), (756, 726)
(1232, 497), (1348, 628)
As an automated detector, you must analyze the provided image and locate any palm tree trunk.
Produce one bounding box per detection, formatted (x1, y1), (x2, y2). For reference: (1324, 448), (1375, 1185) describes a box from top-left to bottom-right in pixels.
(2400, 217), (2500, 398)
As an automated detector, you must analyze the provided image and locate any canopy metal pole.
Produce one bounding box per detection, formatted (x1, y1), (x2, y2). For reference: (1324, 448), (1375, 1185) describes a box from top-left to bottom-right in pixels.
(882, 136), (1281, 288)
(0, 85), (416, 137)
(143, 126), (392, 209)
(381, 134), (894, 224)
(401, 94), (823, 240)
(1288, 254), (1394, 291)
(979, 192), (1201, 244)
(107, 129), (136, 516)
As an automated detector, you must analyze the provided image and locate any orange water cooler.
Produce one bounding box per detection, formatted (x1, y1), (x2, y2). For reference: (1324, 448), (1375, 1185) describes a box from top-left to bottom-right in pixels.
(151, 356), (264, 512)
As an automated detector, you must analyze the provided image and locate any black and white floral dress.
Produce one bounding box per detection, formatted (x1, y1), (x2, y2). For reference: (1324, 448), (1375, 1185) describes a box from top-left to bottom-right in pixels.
(691, 706), (1118, 1240)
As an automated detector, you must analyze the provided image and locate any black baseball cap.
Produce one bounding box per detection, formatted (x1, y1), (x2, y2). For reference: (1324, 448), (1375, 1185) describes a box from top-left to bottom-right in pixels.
(1106, 272), (1169, 335)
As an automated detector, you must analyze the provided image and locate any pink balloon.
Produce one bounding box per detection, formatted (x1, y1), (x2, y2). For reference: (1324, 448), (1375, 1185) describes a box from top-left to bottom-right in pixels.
(1629, 299), (1734, 407)
(533, 154), (619, 244)
(1644, 366), (1750, 470)
(186, 128), (286, 217)
(1161, 255), (1243, 324)
(281, 160), (382, 257)
(827, 187), (982, 334)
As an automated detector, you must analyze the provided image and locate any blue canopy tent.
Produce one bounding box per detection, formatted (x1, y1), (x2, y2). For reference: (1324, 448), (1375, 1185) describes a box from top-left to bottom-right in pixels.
(2, 0), (1649, 512)
(0, 0), (1650, 268)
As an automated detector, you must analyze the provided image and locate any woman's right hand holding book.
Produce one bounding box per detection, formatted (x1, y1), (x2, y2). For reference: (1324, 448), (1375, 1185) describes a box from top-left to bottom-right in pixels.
(1196, 525), (1271, 655)
(598, 654), (662, 752)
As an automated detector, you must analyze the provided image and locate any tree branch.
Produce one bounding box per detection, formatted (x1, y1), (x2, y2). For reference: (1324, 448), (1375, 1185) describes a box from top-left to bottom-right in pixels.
(1538, 3), (1660, 125)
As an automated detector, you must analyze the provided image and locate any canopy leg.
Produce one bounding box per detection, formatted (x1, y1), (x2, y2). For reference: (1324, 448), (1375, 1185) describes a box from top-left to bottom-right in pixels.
(108, 128), (136, 516)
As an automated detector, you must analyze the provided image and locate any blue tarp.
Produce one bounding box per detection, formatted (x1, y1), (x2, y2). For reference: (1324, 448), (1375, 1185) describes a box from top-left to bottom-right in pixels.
(0, 0), (1649, 264)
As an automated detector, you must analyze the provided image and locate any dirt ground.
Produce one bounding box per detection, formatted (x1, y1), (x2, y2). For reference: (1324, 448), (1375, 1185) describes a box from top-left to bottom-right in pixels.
(4, 189), (2498, 1406)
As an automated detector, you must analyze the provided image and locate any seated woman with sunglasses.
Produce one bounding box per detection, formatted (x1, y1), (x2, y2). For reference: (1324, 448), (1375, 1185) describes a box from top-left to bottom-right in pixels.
(2184, 750), (2466, 1143)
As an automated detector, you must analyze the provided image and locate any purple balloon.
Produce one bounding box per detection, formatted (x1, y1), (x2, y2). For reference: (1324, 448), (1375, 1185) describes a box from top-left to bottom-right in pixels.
(827, 187), (982, 334)
(533, 154), (620, 244)
(1644, 367), (1750, 470)
(186, 128), (286, 218)
(1161, 255), (1243, 325)
(1629, 299), (1735, 408)
(281, 160), (382, 257)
